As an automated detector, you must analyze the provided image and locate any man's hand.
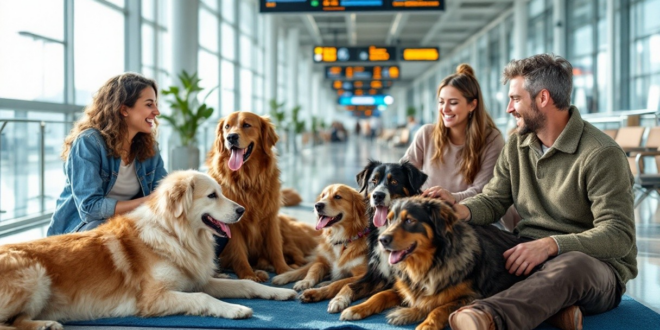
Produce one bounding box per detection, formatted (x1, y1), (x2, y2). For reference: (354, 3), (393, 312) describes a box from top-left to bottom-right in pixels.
(422, 186), (456, 204)
(503, 237), (559, 276)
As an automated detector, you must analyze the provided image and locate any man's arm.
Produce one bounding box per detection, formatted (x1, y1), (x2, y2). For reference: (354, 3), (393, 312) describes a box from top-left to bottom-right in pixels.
(550, 146), (636, 259)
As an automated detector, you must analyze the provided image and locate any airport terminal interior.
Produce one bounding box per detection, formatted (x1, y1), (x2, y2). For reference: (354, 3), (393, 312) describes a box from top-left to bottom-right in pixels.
(1, 0), (660, 328)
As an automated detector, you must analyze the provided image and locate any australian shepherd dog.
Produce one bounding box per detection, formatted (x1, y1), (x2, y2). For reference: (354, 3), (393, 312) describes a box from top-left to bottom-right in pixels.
(341, 197), (525, 330)
(272, 184), (369, 302)
(206, 111), (319, 282)
(324, 160), (428, 315)
(0, 171), (297, 330)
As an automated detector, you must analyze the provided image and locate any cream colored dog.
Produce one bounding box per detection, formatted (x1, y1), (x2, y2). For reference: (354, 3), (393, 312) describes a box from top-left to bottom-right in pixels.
(0, 170), (296, 330)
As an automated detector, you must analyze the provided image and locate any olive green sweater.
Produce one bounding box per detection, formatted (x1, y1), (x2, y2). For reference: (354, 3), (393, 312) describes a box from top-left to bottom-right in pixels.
(463, 107), (638, 288)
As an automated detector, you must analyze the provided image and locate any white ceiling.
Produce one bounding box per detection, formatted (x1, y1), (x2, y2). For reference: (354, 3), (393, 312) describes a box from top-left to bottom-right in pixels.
(274, 0), (514, 83)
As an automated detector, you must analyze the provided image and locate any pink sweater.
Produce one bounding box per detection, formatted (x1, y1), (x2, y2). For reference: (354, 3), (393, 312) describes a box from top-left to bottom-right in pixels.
(402, 124), (505, 202)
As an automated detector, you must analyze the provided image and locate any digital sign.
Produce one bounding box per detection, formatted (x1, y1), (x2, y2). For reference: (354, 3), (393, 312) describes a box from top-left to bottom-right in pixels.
(337, 89), (384, 97)
(314, 46), (396, 63)
(399, 47), (440, 61)
(326, 65), (400, 80)
(346, 105), (376, 111)
(331, 80), (394, 90)
(338, 95), (394, 106)
(314, 46), (439, 63)
(261, 0), (444, 13)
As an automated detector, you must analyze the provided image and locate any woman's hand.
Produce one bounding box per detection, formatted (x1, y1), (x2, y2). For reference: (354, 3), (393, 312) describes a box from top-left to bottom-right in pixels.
(422, 186), (456, 204)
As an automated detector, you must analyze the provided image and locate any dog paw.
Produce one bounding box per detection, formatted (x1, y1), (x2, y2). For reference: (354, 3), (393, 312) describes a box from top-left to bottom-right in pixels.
(224, 304), (253, 319)
(328, 295), (350, 313)
(37, 321), (64, 330)
(271, 274), (290, 286)
(299, 288), (323, 303)
(255, 270), (269, 282)
(340, 307), (364, 321)
(293, 279), (314, 291)
(386, 308), (417, 325)
(268, 288), (298, 300)
(415, 321), (444, 330)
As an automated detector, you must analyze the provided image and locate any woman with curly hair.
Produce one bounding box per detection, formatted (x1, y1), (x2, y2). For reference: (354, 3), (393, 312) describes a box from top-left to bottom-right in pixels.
(48, 73), (166, 236)
(402, 64), (507, 215)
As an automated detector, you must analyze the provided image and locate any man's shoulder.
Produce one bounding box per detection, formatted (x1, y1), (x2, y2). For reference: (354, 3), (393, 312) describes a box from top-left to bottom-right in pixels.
(580, 121), (622, 151)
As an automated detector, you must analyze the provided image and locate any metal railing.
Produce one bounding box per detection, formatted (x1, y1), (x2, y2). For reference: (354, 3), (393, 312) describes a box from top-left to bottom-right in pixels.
(0, 119), (74, 237)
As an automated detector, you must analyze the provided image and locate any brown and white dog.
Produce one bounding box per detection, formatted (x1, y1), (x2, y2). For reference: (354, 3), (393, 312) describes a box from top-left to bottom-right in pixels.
(272, 184), (370, 303)
(0, 171), (297, 330)
(206, 111), (318, 282)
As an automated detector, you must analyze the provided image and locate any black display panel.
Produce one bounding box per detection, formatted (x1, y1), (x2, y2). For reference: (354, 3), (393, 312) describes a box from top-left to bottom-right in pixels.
(260, 0), (444, 13)
(313, 46), (396, 63)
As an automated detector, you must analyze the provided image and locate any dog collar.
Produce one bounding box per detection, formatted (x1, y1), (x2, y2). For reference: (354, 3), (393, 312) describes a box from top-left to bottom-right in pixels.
(333, 227), (371, 248)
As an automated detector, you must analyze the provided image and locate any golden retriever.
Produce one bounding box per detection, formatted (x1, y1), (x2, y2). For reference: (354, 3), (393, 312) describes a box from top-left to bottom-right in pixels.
(272, 184), (369, 303)
(206, 111), (318, 282)
(0, 170), (297, 330)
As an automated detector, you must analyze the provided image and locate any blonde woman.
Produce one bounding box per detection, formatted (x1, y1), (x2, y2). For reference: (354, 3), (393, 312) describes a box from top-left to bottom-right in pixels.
(402, 64), (505, 206)
(48, 73), (166, 236)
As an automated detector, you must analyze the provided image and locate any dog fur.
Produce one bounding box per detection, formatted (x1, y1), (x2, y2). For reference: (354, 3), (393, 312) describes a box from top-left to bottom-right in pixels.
(328, 160), (428, 315)
(206, 111), (318, 282)
(272, 184), (370, 304)
(341, 197), (526, 330)
(0, 170), (297, 330)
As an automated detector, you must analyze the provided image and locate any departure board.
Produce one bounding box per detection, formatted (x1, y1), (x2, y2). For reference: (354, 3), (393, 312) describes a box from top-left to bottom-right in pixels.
(326, 65), (400, 80)
(260, 0), (444, 13)
(337, 89), (384, 97)
(331, 80), (394, 90)
(314, 46), (396, 63)
(314, 46), (439, 63)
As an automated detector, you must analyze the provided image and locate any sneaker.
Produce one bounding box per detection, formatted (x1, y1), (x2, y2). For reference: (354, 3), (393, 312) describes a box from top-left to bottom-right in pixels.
(546, 305), (583, 330)
(448, 306), (496, 330)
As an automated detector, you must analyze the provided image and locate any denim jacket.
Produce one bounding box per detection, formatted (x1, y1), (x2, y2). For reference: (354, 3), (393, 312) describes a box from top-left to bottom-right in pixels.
(47, 129), (167, 236)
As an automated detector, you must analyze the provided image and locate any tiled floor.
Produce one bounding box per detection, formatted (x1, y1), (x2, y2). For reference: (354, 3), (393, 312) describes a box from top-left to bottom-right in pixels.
(1, 136), (659, 330)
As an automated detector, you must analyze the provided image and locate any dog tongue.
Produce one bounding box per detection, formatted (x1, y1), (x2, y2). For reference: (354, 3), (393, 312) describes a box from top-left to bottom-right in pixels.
(218, 222), (232, 238)
(228, 148), (245, 171)
(316, 216), (333, 230)
(373, 206), (388, 227)
(389, 250), (406, 265)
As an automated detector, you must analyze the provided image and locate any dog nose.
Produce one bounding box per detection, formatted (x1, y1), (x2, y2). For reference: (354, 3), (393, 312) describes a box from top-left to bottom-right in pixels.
(226, 133), (239, 144)
(372, 191), (386, 203)
(378, 235), (392, 247)
(314, 202), (325, 212)
(235, 207), (245, 216)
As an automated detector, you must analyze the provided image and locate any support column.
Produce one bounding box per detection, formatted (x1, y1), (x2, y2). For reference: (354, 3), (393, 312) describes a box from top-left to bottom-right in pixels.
(265, 15), (278, 105)
(553, 0), (566, 57)
(606, 0), (615, 113)
(513, 0), (528, 60)
(171, 0), (198, 78)
(287, 28), (300, 109)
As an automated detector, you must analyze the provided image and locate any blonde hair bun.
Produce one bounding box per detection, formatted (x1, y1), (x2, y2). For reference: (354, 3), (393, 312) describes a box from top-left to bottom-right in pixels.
(456, 64), (475, 77)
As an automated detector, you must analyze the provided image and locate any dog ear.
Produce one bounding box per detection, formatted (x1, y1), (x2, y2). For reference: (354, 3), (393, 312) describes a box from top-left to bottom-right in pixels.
(422, 198), (455, 236)
(401, 161), (428, 194)
(261, 115), (279, 151)
(352, 189), (367, 225)
(356, 159), (381, 194)
(167, 175), (195, 219)
(213, 118), (226, 154)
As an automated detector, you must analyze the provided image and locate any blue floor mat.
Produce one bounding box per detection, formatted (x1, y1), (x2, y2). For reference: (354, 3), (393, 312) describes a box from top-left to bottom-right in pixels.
(67, 276), (660, 330)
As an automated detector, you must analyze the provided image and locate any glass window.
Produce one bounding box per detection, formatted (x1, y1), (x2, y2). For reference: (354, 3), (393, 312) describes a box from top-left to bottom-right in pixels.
(142, 24), (155, 68)
(239, 34), (252, 68)
(567, 0), (599, 113)
(198, 51), (220, 114)
(222, 22), (236, 60)
(201, 0), (217, 11)
(142, 0), (155, 22)
(240, 0), (254, 36)
(240, 68), (252, 111)
(221, 60), (235, 115)
(199, 8), (219, 53)
(74, 0), (125, 105)
(527, 0), (553, 56)
(222, 0), (235, 23)
(0, 0), (64, 102)
(629, 0), (660, 110)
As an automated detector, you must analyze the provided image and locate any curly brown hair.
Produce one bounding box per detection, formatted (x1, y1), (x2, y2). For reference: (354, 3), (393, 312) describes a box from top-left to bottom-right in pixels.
(61, 73), (159, 162)
(431, 64), (499, 184)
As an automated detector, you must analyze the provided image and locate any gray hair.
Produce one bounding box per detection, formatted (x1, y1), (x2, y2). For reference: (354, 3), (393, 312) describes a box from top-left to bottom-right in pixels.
(502, 54), (573, 110)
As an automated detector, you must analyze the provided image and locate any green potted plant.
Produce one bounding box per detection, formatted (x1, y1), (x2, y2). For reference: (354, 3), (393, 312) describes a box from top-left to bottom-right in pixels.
(290, 105), (306, 152)
(160, 70), (217, 170)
